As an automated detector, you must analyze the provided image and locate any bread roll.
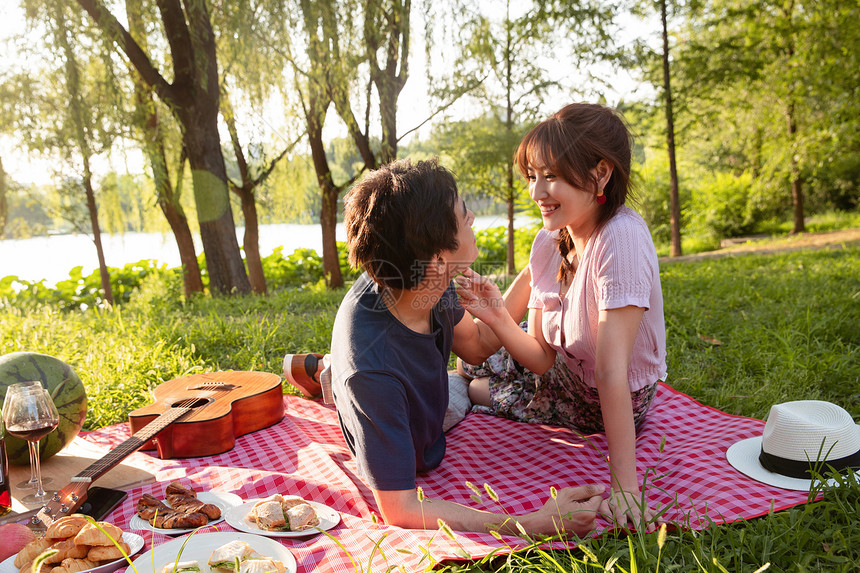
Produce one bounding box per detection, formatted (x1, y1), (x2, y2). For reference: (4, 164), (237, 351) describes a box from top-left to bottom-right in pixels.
(14, 538), (54, 568)
(52, 558), (98, 573)
(44, 540), (89, 565)
(86, 542), (129, 562)
(73, 523), (123, 546)
(45, 516), (89, 540)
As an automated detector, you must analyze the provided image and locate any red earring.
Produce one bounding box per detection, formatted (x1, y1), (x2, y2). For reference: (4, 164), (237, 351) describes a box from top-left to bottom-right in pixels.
(596, 194), (607, 205)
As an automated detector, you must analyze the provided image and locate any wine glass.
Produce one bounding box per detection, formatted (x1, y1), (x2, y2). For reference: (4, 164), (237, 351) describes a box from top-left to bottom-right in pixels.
(3, 383), (60, 505)
(2, 381), (53, 488)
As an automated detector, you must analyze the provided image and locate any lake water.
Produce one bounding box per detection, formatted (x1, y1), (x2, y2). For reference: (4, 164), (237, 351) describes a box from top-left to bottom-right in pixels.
(0, 214), (527, 287)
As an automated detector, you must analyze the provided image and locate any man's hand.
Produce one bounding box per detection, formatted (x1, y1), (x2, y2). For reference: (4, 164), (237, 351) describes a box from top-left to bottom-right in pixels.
(527, 484), (606, 537)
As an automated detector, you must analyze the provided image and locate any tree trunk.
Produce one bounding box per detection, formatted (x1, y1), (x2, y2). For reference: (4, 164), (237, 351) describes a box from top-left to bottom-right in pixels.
(366, 0), (409, 164)
(504, 0), (516, 275)
(75, 0), (250, 295)
(506, 164), (515, 275)
(160, 195), (203, 296)
(304, 90), (343, 288)
(126, 0), (202, 297)
(787, 102), (805, 233)
(222, 94), (267, 294)
(240, 190), (266, 294)
(83, 171), (114, 306)
(661, 0), (683, 257)
(0, 157), (7, 236)
(182, 126), (250, 295)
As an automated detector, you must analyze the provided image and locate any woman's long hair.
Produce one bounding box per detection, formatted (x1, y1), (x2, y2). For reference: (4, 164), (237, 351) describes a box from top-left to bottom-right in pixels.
(515, 103), (634, 283)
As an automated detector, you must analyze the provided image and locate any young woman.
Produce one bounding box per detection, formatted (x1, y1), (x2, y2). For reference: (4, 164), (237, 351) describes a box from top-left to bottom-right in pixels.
(457, 103), (667, 532)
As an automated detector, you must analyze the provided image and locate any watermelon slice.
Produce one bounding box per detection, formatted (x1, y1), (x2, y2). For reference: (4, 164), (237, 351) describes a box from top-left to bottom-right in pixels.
(0, 352), (88, 465)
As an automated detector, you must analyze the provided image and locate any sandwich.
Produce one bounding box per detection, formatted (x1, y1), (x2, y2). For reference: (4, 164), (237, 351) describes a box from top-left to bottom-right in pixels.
(159, 560), (201, 573)
(207, 541), (262, 571)
(238, 559), (286, 573)
(250, 501), (286, 531)
(286, 503), (319, 531)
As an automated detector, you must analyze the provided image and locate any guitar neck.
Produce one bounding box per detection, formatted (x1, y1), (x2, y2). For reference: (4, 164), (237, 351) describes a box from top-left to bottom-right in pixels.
(72, 406), (190, 484)
(35, 405), (193, 527)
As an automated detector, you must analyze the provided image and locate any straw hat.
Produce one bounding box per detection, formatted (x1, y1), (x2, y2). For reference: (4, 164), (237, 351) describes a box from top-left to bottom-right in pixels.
(726, 400), (860, 491)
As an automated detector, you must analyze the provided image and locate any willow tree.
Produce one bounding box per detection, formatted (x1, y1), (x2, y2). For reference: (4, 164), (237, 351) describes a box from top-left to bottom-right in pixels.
(125, 0), (202, 297)
(75, 0), (250, 294)
(10, 0), (116, 304)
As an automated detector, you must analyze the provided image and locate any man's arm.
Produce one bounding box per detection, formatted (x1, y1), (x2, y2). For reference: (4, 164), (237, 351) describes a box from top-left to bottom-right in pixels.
(372, 483), (607, 537)
(452, 266), (532, 365)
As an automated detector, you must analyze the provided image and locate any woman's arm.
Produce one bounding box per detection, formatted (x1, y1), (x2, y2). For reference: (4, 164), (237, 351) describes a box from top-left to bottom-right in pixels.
(455, 268), (556, 374)
(373, 484), (607, 536)
(594, 305), (658, 532)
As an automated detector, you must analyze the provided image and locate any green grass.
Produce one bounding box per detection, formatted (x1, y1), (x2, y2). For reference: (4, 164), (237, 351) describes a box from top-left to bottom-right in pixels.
(2, 242), (859, 571)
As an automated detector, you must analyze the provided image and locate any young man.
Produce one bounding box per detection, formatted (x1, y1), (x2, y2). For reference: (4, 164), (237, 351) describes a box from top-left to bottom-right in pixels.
(286, 158), (606, 536)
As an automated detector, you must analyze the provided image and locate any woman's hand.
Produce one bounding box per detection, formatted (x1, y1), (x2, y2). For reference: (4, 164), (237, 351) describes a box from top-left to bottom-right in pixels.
(454, 268), (505, 325)
(604, 489), (662, 533)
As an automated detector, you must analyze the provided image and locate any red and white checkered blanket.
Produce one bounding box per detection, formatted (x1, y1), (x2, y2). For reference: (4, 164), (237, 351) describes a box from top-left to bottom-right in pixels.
(82, 383), (810, 571)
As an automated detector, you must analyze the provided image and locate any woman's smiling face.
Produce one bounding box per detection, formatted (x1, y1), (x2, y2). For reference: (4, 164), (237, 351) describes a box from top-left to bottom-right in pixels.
(526, 155), (600, 234)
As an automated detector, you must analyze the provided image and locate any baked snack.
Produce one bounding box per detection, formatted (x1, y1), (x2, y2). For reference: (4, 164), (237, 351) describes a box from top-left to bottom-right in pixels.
(73, 522), (123, 547)
(86, 542), (130, 561)
(45, 516), (89, 540)
(52, 558), (98, 573)
(286, 503), (319, 531)
(14, 538), (54, 568)
(136, 481), (221, 528)
(44, 540), (90, 564)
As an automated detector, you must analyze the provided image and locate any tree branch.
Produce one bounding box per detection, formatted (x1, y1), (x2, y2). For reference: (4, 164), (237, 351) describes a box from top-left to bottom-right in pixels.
(74, 0), (173, 102)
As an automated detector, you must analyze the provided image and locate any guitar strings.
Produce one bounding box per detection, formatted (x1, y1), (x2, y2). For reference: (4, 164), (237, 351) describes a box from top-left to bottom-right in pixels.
(75, 391), (226, 481)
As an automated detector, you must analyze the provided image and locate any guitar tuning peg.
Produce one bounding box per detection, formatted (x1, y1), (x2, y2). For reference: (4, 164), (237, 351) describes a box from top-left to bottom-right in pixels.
(52, 493), (61, 501)
(70, 493), (79, 501)
(60, 507), (69, 513)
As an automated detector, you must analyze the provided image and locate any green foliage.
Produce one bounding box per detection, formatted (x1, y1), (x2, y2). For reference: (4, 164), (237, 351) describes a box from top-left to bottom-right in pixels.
(688, 171), (757, 239)
(472, 224), (540, 276)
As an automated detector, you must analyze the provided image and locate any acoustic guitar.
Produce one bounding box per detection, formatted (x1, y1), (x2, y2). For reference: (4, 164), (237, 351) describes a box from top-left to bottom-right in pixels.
(25, 371), (284, 529)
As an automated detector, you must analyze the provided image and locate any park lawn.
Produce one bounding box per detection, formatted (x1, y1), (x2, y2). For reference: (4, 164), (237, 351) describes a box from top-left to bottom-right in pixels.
(1, 244), (859, 571)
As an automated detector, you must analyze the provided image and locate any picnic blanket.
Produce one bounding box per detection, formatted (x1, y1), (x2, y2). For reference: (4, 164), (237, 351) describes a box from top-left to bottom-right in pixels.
(78, 382), (812, 571)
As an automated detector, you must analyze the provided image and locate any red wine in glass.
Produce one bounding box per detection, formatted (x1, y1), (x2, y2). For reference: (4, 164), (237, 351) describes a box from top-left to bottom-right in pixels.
(6, 421), (59, 443)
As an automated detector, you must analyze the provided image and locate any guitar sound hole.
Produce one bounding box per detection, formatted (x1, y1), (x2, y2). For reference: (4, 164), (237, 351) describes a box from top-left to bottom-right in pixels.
(172, 398), (211, 409)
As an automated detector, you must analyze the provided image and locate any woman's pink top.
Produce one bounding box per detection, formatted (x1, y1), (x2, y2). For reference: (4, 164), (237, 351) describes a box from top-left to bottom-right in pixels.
(528, 206), (667, 391)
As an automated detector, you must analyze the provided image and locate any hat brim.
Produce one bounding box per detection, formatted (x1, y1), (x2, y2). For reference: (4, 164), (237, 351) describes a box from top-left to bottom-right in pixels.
(726, 435), (860, 491)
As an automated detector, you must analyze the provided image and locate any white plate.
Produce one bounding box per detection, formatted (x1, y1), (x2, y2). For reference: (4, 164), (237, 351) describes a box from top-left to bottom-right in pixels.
(0, 532), (144, 573)
(224, 499), (340, 538)
(128, 491), (243, 535)
(130, 531), (296, 573)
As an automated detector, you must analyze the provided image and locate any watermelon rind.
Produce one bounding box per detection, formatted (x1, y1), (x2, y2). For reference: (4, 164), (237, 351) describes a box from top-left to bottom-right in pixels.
(0, 352), (88, 466)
